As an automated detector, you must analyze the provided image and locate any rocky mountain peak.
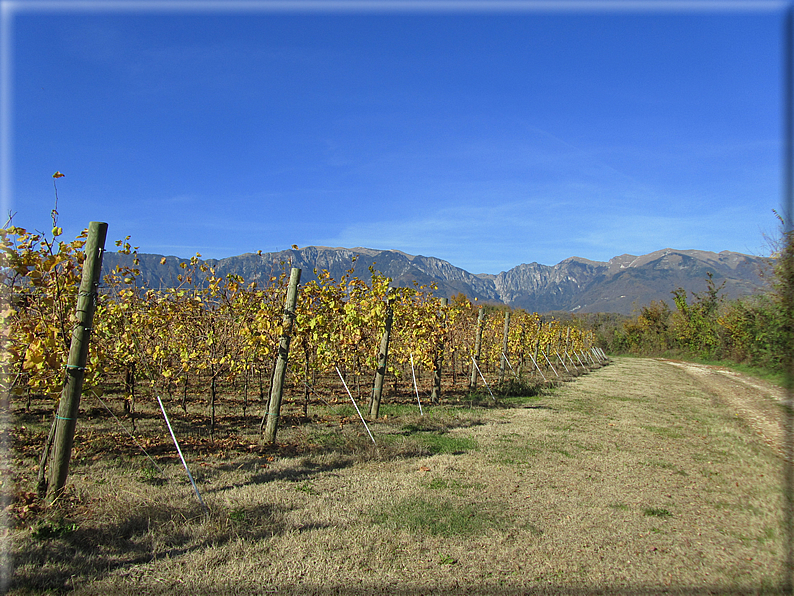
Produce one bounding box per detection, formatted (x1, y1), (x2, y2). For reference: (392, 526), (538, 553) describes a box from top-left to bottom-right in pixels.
(101, 246), (769, 315)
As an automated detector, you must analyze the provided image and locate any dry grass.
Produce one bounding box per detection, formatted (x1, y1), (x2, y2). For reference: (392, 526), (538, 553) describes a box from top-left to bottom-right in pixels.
(5, 357), (788, 594)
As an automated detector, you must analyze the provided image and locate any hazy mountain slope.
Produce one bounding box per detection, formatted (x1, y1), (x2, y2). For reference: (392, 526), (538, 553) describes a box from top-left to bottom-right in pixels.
(102, 246), (502, 301)
(497, 249), (768, 314)
(101, 246), (769, 315)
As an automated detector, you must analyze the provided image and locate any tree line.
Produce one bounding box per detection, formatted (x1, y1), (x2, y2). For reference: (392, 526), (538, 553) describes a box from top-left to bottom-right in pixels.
(587, 226), (794, 376)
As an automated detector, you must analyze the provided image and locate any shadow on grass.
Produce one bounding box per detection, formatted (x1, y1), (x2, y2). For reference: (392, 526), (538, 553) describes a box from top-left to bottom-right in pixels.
(10, 497), (313, 595)
(246, 456), (356, 486)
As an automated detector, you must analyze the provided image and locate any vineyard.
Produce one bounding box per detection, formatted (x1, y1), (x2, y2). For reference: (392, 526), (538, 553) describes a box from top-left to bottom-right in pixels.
(1, 221), (604, 493)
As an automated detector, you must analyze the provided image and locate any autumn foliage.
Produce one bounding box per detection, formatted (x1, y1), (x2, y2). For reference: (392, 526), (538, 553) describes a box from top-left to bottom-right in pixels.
(1, 225), (597, 423)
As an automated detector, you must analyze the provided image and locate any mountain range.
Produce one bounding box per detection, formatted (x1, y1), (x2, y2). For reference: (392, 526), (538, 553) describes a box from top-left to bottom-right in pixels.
(101, 246), (770, 315)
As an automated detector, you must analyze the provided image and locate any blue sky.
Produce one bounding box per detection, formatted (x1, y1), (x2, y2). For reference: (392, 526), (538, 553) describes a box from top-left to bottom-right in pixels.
(2, 1), (788, 274)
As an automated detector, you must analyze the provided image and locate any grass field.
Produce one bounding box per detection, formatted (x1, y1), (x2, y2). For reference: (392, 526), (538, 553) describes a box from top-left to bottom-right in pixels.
(5, 357), (788, 594)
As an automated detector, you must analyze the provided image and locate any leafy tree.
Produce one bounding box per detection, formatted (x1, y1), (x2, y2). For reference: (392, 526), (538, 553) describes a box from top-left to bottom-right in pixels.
(671, 272), (725, 359)
(620, 301), (673, 356)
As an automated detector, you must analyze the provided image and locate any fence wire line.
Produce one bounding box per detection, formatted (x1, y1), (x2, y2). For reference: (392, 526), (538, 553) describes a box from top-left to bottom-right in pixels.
(301, 379), (334, 406)
(335, 367), (376, 445)
(409, 353), (423, 416)
(471, 356), (495, 401)
(87, 389), (164, 475)
(501, 352), (520, 380)
(541, 349), (559, 378)
(526, 351), (547, 382)
(157, 395), (209, 514)
(555, 350), (571, 374)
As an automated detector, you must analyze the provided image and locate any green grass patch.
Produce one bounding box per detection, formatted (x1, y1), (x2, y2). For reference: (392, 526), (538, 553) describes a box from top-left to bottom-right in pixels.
(759, 525), (776, 544)
(641, 425), (684, 439)
(642, 459), (675, 469)
(496, 456), (531, 466)
(500, 394), (544, 407)
(426, 477), (484, 492)
(295, 482), (318, 495)
(31, 518), (79, 540)
(333, 405), (358, 418)
(372, 498), (504, 536)
(416, 433), (478, 454)
(643, 507), (672, 518)
(428, 477), (465, 490)
(137, 462), (167, 485)
(564, 398), (598, 415)
(306, 429), (347, 451)
(395, 416), (479, 454)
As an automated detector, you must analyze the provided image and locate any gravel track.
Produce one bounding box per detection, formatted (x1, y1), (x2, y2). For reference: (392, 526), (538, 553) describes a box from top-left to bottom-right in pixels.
(661, 359), (787, 458)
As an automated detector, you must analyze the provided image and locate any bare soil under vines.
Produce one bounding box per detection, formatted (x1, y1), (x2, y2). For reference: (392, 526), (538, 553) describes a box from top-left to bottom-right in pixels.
(4, 357), (790, 595)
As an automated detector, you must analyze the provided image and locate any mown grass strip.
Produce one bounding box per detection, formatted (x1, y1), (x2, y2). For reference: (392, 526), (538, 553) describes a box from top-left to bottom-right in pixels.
(372, 498), (504, 537)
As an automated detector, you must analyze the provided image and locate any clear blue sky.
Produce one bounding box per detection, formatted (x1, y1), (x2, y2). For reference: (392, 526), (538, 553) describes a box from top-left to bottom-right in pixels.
(2, 1), (788, 274)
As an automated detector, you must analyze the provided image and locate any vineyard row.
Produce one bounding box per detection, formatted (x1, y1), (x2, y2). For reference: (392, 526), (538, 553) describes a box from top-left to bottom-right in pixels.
(2, 224), (601, 431)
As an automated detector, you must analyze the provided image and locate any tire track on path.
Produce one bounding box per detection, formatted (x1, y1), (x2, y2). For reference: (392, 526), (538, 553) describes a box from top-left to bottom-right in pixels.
(661, 359), (787, 458)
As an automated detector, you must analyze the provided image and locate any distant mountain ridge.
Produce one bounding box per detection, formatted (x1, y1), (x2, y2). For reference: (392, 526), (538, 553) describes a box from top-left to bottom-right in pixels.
(101, 246), (769, 315)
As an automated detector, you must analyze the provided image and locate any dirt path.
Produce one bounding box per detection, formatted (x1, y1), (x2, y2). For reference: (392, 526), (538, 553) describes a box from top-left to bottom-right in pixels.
(661, 359), (787, 458)
(10, 357), (788, 595)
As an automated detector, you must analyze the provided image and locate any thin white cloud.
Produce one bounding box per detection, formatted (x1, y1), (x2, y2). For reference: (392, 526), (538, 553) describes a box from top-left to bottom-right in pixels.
(317, 195), (773, 273)
(575, 206), (774, 256)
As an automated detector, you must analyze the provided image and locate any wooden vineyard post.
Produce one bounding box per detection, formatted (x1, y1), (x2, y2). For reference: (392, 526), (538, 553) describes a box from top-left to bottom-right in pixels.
(369, 295), (394, 419)
(430, 297), (448, 404)
(469, 306), (485, 391)
(517, 322), (526, 378)
(46, 222), (108, 505)
(499, 310), (511, 384)
(263, 267), (301, 444)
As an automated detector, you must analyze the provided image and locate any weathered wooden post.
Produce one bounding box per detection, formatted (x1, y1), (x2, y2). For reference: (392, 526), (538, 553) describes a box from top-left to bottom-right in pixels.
(516, 320), (526, 378)
(46, 222), (107, 505)
(369, 293), (394, 419)
(469, 306), (485, 391)
(430, 297), (448, 404)
(499, 310), (511, 384)
(263, 267), (301, 444)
